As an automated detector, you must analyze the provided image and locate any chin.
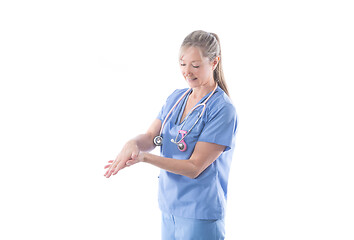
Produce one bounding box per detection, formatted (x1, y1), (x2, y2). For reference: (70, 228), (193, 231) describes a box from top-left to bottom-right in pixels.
(186, 79), (201, 88)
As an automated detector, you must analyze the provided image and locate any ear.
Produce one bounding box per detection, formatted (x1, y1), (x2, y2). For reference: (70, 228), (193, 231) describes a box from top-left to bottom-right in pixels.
(212, 56), (220, 70)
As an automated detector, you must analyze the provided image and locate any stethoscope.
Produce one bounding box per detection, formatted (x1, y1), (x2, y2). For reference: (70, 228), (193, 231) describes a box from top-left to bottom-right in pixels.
(153, 84), (218, 151)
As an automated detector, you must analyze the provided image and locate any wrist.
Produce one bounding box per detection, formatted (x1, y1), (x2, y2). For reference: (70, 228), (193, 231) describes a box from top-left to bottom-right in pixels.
(140, 152), (148, 163)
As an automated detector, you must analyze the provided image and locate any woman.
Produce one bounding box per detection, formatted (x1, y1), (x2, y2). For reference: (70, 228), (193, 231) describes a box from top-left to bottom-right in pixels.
(104, 30), (238, 240)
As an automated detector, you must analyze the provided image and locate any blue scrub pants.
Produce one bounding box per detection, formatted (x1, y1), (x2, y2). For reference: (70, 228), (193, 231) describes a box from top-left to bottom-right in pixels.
(161, 212), (225, 240)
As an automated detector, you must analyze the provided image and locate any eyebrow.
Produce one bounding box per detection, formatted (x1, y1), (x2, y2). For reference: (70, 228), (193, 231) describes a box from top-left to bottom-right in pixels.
(179, 59), (201, 63)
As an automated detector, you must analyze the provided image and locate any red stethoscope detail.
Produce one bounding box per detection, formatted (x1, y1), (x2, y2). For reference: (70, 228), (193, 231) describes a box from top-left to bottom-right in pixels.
(171, 130), (188, 151)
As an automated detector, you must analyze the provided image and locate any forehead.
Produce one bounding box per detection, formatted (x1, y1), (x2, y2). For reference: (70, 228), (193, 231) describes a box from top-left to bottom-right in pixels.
(179, 46), (205, 62)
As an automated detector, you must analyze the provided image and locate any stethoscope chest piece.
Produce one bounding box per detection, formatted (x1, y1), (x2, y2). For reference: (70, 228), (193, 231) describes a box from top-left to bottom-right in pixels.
(170, 129), (187, 152)
(153, 136), (163, 146)
(177, 142), (186, 151)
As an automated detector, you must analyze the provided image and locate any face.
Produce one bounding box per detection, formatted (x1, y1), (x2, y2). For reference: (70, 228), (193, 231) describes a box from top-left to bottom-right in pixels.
(179, 46), (217, 88)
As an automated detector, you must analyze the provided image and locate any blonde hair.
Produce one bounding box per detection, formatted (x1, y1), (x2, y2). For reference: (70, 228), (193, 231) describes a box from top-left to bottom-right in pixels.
(180, 30), (229, 96)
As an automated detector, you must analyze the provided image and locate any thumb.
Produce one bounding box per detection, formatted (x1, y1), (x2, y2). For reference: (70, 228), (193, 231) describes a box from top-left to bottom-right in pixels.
(126, 160), (136, 166)
(126, 153), (140, 166)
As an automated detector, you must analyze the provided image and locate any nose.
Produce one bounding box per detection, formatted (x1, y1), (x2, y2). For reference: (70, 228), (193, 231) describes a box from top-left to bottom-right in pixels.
(182, 65), (193, 77)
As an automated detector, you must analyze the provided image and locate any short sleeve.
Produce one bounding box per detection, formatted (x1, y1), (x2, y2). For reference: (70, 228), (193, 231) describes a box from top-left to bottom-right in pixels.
(198, 103), (237, 151)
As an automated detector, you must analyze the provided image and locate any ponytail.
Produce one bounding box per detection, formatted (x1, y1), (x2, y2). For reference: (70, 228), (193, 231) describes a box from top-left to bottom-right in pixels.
(210, 33), (229, 96)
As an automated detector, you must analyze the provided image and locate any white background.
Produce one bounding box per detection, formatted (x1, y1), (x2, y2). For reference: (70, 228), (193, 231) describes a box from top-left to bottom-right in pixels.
(1, 0), (353, 239)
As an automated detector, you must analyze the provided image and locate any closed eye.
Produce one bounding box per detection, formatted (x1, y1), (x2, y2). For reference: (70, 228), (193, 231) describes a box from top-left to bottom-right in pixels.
(180, 64), (199, 68)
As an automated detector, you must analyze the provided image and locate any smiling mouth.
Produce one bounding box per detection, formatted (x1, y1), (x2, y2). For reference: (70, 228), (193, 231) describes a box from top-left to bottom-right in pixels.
(187, 77), (198, 81)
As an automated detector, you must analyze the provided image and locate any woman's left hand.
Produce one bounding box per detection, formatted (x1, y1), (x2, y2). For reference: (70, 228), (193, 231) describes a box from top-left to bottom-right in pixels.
(125, 152), (144, 166)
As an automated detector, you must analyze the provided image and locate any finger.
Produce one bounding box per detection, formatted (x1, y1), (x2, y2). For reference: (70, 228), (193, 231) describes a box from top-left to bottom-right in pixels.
(112, 164), (123, 175)
(126, 159), (138, 166)
(113, 161), (129, 174)
(105, 164), (115, 178)
(124, 152), (140, 168)
(105, 161), (117, 177)
(104, 160), (114, 170)
(112, 159), (127, 175)
(104, 165), (114, 176)
(105, 170), (113, 178)
(107, 154), (123, 177)
(107, 158), (122, 177)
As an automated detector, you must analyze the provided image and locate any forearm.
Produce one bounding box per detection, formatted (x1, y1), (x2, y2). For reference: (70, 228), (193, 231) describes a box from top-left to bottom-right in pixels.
(142, 152), (198, 179)
(129, 134), (156, 152)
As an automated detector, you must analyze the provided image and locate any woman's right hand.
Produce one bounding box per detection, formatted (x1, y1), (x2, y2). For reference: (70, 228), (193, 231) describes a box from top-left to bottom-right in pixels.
(104, 140), (140, 178)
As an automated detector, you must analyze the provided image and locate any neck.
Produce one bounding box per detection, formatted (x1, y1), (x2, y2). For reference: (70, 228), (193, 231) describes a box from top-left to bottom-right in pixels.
(190, 81), (217, 100)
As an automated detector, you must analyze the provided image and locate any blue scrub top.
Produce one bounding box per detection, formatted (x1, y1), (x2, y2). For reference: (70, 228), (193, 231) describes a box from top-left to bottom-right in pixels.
(157, 86), (238, 220)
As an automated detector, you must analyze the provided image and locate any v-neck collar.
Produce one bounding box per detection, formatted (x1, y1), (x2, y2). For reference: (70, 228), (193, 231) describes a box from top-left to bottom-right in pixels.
(176, 90), (191, 125)
(176, 87), (219, 125)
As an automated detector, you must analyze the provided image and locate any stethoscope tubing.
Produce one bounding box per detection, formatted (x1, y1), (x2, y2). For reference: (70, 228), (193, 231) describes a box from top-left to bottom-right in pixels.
(159, 88), (192, 136)
(161, 84), (218, 145)
(173, 103), (205, 144)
